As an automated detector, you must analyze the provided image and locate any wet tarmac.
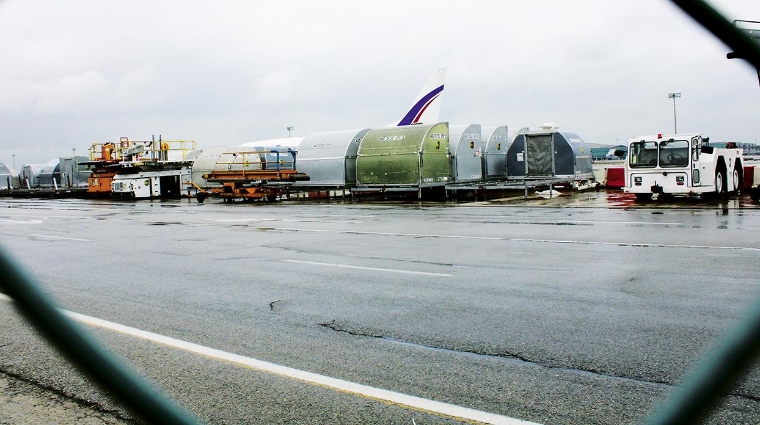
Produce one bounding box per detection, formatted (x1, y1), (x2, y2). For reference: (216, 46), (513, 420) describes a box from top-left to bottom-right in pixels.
(0, 190), (758, 424)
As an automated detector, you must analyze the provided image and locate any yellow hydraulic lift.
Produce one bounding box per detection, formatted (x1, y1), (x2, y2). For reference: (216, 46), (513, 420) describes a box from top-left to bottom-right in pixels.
(85, 136), (197, 195)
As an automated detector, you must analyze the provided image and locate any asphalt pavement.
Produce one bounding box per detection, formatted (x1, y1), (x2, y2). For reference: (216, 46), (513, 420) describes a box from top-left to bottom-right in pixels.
(0, 370), (130, 424)
(0, 190), (759, 424)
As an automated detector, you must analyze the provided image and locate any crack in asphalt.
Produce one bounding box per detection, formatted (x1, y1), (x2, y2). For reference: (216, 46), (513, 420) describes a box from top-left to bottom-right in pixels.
(317, 320), (760, 403)
(0, 368), (131, 420)
(317, 320), (384, 338)
(263, 227), (760, 252)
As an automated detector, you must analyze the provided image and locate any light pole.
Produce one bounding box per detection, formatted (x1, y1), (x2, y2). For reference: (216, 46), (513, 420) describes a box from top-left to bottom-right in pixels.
(287, 126), (294, 138)
(12, 154), (15, 171)
(668, 92), (681, 133)
(72, 148), (77, 188)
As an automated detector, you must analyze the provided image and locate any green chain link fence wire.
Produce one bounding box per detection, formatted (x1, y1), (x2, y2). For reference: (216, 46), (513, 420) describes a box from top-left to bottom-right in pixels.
(1, 2), (759, 424)
(0, 245), (201, 424)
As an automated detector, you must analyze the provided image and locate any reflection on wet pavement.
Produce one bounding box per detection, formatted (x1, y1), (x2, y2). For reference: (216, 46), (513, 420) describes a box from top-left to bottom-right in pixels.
(488, 189), (760, 210)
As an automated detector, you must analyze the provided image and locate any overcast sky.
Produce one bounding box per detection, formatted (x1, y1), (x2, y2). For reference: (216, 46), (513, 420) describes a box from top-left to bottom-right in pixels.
(1, 0), (759, 168)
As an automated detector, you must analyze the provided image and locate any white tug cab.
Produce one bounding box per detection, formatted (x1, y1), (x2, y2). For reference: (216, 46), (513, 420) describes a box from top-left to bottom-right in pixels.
(625, 133), (743, 200)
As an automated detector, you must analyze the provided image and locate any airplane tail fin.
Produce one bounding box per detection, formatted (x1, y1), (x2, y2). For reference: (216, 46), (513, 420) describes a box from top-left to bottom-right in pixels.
(389, 67), (446, 126)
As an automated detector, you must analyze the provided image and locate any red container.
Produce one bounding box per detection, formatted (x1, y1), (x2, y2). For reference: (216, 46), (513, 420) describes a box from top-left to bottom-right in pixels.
(606, 167), (625, 188)
(744, 166), (755, 189)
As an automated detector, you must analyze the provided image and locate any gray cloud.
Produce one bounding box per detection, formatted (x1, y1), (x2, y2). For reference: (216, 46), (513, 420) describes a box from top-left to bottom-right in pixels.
(1, 0), (759, 169)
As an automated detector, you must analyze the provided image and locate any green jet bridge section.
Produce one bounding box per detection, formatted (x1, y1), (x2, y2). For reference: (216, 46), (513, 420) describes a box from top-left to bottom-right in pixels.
(1, 1), (760, 423)
(355, 122), (451, 198)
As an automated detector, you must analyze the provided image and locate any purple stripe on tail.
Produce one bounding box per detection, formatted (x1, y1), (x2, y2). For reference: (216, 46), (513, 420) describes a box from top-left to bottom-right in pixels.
(413, 93), (440, 124)
(397, 84), (444, 126)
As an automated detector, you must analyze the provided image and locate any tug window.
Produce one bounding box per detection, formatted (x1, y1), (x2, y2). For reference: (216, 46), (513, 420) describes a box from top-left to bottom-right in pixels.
(629, 141), (658, 168)
(659, 139), (689, 167)
(692, 137), (701, 162)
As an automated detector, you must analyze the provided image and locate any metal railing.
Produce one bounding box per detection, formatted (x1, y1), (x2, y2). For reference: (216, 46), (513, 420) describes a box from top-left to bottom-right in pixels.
(89, 137), (198, 163)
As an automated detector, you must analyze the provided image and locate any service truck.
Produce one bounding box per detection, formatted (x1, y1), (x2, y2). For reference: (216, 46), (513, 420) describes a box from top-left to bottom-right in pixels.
(625, 133), (743, 200)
